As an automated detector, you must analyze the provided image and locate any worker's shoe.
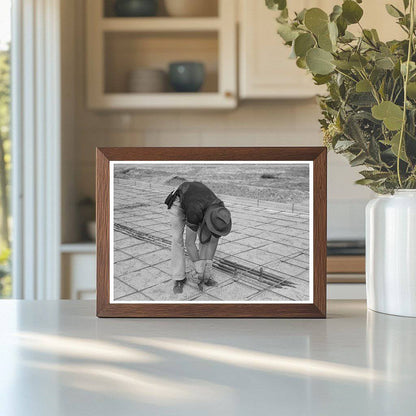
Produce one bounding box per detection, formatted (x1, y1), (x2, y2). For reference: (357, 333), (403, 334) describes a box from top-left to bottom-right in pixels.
(204, 278), (217, 287)
(187, 269), (201, 283)
(173, 278), (186, 294)
(203, 260), (218, 287)
(197, 275), (205, 291)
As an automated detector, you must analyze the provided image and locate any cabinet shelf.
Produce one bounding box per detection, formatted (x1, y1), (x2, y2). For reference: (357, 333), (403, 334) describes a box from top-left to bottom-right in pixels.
(86, 0), (236, 110)
(61, 242), (96, 254)
(89, 92), (235, 110)
(101, 17), (221, 32)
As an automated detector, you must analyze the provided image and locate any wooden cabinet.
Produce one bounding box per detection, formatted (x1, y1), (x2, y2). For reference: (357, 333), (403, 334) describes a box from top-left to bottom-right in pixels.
(86, 0), (404, 107)
(239, 0), (322, 99)
(86, 0), (237, 109)
(61, 244), (96, 300)
(327, 256), (365, 284)
(238, 0), (404, 99)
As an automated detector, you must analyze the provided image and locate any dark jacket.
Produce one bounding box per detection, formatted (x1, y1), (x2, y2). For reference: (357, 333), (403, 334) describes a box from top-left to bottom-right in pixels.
(166, 181), (223, 231)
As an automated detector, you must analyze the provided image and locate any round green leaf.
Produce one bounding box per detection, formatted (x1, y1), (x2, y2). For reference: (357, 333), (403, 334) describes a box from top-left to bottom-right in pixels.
(342, 0), (363, 24)
(328, 21), (338, 42)
(313, 74), (331, 85)
(339, 31), (356, 42)
(333, 59), (353, 70)
(371, 101), (403, 131)
(296, 8), (307, 22)
(266, 0), (287, 11)
(401, 61), (416, 76)
(371, 29), (380, 42)
(306, 48), (335, 75)
(294, 33), (315, 57)
(385, 4), (403, 18)
(407, 82), (416, 99)
(383, 132), (409, 162)
(317, 22), (338, 52)
(304, 8), (329, 35)
(362, 29), (375, 44)
(318, 32), (333, 52)
(277, 23), (299, 42)
(356, 79), (372, 92)
(375, 56), (395, 70)
(296, 57), (307, 69)
(350, 53), (368, 69)
(330, 5), (342, 22)
(336, 15), (348, 35)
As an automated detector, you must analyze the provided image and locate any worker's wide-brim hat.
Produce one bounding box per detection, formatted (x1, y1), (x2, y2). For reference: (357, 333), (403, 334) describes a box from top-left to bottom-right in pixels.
(199, 205), (232, 244)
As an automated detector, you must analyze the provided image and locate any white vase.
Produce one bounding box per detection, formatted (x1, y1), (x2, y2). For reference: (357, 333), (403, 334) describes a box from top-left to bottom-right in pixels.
(366, 190), (416, 317)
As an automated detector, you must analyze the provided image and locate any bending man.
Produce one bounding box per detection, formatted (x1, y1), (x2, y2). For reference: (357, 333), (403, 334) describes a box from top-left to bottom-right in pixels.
(165, 181), (232, 294)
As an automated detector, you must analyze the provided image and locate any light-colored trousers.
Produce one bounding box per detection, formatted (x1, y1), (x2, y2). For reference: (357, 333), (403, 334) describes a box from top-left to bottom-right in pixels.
(169, 201), (187, 281)
(169, 200), (218, 281)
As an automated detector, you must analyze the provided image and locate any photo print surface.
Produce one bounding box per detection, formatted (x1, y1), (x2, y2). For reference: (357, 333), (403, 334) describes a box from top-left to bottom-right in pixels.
(110, 161), (313, 303)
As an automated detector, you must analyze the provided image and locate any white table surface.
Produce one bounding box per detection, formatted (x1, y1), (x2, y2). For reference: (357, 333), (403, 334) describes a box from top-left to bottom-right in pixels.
(0, 300), (415, 416)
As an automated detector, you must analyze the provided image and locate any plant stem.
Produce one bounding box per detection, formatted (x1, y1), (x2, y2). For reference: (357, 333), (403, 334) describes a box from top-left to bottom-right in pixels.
(393, 86), (404, 104)
(390, 79), (397, 101)
(358, 69), (380, 104)
(358, 22), (378, 49)
(397, 0), (415, 188)
(334, 68), (357, 83)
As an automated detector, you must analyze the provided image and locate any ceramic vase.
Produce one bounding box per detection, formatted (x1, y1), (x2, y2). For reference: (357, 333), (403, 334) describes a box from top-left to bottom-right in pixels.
(366, 190), (416, 317)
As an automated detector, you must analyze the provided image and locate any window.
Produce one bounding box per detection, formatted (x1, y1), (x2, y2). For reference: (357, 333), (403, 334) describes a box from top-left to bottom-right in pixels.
(0, 0), (11, 298)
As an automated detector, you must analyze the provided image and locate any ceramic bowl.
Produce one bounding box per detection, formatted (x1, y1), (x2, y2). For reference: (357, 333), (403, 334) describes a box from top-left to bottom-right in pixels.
(168, 62), (205, 92)
(114, 0), (158, 17)
(127, 68), (167, 93)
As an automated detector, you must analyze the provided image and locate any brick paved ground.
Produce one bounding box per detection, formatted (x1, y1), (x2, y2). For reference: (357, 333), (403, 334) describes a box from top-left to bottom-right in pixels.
(112, 178), (310, 302)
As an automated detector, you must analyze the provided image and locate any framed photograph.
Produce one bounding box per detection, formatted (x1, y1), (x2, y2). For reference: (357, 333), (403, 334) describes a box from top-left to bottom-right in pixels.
(96, 147), (327, 318)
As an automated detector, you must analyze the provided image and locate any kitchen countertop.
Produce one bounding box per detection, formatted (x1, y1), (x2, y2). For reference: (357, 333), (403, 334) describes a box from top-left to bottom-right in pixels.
(0, 300), (415, 416)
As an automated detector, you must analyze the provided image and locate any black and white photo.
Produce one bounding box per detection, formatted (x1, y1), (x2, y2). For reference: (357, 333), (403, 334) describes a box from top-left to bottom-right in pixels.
(110, 161), (313, 303)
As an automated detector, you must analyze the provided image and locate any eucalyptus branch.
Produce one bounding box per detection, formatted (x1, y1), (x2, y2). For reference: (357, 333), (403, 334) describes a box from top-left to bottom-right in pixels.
(390, 79), (398, 101)
(393, 85), (404, 104)
(397, 0), (415, 188)
(398, 24), (410, 35)
(334, 68), (358, 83)
(358, 22), (378, 49)
(267, 0), (416, 192)
(358, 69), (381, 104)
(409, 73), (416, 81)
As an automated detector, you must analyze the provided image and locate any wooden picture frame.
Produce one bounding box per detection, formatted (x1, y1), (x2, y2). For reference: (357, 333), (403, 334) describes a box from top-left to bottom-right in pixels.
(96, 147), (327, 318)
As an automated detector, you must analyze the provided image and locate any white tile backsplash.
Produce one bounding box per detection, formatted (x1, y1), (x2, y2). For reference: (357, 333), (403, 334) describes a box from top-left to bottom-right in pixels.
(72, 101), (372, 241)
(328, 200), (368, 240)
